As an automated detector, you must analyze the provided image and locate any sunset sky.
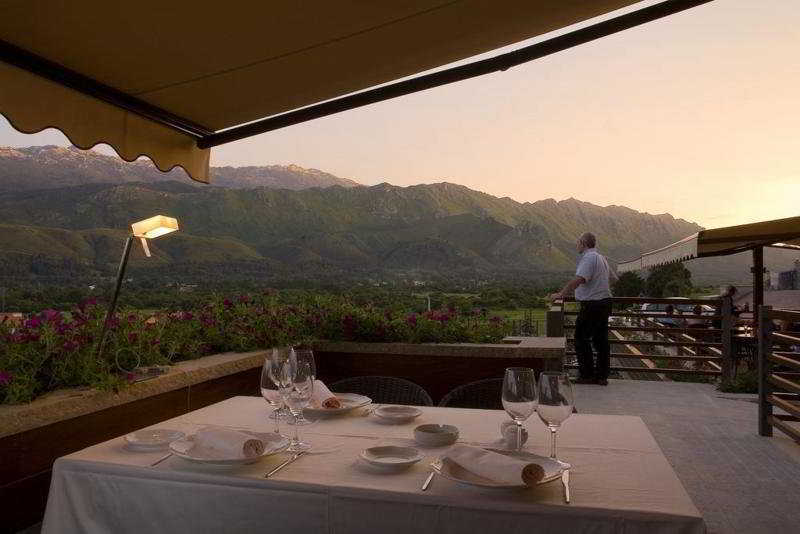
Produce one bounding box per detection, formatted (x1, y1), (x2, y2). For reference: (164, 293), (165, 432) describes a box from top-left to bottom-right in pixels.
(1, 0), (798, 229)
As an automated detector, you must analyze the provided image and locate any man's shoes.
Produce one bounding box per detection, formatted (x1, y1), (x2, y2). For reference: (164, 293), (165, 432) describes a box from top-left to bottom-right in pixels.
(594, 378), (609, 386)
(573, 377), (596, 384)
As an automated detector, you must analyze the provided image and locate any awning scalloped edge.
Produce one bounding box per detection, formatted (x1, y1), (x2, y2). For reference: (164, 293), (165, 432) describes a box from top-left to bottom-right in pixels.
(0, 61), (210, 183)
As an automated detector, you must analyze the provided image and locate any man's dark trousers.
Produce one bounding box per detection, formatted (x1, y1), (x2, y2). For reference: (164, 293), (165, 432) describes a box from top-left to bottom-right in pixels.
(575, 299), (612, 380)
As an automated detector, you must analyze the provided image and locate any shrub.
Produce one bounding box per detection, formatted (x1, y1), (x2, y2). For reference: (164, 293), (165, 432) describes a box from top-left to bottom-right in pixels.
(0, 293), (510, 404)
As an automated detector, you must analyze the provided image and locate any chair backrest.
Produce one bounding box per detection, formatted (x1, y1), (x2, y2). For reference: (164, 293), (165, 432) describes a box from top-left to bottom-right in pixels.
(438, 378), (503, 410)
(329, 376), (434, 406)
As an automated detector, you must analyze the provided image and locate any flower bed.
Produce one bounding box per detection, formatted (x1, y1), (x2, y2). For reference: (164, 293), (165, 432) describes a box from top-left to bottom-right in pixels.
(0, 293), (510, 404)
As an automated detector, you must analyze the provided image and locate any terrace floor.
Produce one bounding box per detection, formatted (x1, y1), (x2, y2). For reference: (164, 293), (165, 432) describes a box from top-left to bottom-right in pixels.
(574, 379), (800, 534)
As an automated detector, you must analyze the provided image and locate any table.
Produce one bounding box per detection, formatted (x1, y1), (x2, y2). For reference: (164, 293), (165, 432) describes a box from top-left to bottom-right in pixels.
(41, 397), (705, 534)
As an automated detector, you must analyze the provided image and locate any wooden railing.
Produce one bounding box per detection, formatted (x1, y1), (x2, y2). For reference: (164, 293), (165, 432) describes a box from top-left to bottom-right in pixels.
(758, 306), (800, 441)
(548, 297), (732, 380)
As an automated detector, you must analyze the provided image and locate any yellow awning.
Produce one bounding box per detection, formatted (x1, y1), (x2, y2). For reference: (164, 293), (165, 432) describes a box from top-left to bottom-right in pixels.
(618, 216), (800, 273)
(1, 1), (698, 183)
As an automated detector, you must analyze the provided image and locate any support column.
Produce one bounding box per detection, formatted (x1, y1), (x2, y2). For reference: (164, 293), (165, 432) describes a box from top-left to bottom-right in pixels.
(752, 246), (765, 329)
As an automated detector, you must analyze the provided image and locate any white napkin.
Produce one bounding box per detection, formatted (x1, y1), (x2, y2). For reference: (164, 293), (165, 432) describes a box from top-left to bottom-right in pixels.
(310, 380), (342, 409)
(443, 444), (546, 486)
(192, 427), (265, 459)
(499, 420), (529, 448)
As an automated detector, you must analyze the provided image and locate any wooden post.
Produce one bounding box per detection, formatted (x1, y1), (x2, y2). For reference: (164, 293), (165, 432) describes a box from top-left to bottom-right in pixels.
(720, 296), (734, 383)
(546, 301), (565, 338)
(752, 246), (765, 330)
(758, 305), (773, 436)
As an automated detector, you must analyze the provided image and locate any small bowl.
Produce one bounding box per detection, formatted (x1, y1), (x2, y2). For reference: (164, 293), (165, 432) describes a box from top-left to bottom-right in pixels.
(414, 424), (459, 447)
(373, 405), (423, 423)
(360, 445), (424, 471)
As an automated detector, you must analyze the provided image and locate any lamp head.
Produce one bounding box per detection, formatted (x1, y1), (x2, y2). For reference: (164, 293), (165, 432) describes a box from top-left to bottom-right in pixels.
(130, 215), (179, 257)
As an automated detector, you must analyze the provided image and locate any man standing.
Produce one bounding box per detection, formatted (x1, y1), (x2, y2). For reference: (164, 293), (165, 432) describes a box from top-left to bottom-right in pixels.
(550, 233), (616, 385)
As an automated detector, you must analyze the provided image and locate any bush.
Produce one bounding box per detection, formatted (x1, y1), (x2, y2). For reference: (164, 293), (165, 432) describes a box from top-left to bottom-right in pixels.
(0, 293), (510, 404)
(718, 370), (759, 394)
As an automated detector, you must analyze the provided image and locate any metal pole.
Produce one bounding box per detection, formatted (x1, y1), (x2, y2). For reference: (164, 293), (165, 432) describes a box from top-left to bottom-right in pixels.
(720, 295), (734, 383)
(97, 236), (134, 360)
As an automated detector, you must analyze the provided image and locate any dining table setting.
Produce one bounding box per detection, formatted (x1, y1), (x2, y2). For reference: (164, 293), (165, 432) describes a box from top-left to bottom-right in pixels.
(40, 348), (705, 534)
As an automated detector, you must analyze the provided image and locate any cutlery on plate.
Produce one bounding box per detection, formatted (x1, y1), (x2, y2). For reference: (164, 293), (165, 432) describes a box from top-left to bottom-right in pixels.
(421, 471), (435, 491)
(265, 451), (306, 478)
(561, 469), (570, 504)
(150, 453), (172, 467)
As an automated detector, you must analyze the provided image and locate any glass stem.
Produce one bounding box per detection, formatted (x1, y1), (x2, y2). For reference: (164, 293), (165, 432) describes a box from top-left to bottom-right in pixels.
(292, 414), (300, 446)
(550, 428), (558, 459)
(272, 407), (280, 433)
(516, 421), (523, 450)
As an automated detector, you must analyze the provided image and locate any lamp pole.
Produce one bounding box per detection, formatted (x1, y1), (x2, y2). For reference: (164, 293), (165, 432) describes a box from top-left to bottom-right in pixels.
(97, 235), (134, 360)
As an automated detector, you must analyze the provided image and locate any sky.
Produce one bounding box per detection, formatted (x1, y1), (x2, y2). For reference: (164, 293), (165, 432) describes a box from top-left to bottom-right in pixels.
(1, 0), (798, 229)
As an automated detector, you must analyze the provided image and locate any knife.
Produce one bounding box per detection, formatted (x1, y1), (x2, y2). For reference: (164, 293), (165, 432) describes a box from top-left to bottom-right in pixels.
(561, 469), (571, 504)
(265, 451), (306, 478)
(421, 471), (435, 491)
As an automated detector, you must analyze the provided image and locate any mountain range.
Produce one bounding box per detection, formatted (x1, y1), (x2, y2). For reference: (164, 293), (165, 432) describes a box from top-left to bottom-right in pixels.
(0, 145), (795, 287)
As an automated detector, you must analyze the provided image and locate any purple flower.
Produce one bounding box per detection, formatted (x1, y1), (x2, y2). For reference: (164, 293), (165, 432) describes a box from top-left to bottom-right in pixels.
(406, 313), (418, 326)
(151, 339), (161, 346)
(62, 340), (79, 351)
(181, 311), (194, 321)
(78, 297), (98, 311)
(238, 295), (250, 304)
(489, 316), (502, 324)
(0, 370), (12, 386)
(128, 314), (138, 323)
(42, 309), (63, 323)
(223, 299), (233, 309)
(24, 316), (42, 329)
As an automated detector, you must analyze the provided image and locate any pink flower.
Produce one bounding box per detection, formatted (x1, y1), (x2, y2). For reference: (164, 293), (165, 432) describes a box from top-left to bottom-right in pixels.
(238, 295), (250, 304)
(24, 316), (42, 329)
(223, 299), (233, 309)
(406, 314), (418, 326)
(42, 309), (63, 323)
(0, 370), (12, 386)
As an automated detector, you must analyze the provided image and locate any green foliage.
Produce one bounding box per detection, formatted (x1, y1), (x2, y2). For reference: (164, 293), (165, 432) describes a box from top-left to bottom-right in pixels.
(613, 272), (645, 297)
(0, 293), (510, 404)
(645, 263), (693, 298)
(718, 370), (758, 393)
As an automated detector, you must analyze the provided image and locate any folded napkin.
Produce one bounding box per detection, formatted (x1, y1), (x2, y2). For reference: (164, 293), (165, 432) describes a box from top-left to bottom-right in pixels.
(193, 427), (265, 459)
(310, 380), (342, 409)
(499, 420), (529, 449)
(444, 444), (545, 486)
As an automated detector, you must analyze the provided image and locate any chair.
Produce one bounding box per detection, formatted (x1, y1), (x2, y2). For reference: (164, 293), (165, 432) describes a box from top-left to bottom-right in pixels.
(329, 376), (433, 406)
(438, 378), (503, 410)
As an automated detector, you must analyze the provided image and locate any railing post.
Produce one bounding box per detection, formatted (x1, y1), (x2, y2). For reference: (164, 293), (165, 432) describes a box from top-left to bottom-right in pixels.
(758, 305), (773, 436)
(720, 296), (734, 384)
(546, 301), (564, 338)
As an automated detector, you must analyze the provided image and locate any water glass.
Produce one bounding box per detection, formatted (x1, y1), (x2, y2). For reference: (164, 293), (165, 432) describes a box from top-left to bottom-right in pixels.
(537, 372), (574, 468)
(284, 361), (314, 452)
(286, 348), (316, 426)
(260, 355), (284, 434)
(501, 367), (537, 450)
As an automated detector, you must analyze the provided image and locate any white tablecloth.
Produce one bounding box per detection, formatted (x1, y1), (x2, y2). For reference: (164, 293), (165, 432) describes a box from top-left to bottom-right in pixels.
(41, 397), (705, 534)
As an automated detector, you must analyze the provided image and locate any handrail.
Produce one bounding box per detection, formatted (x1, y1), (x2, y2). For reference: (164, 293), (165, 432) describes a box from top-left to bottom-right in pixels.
(565, 296), (723, 306)
(758, 305), (800, 441)
(564, 311), (722, 320)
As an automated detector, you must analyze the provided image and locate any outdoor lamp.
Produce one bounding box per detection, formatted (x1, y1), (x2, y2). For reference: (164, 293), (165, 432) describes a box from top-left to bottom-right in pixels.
(97, 215), (179, 360)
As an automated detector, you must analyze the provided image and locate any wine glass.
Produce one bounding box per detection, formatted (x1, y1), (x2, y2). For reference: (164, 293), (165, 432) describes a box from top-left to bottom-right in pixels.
(501, 367), (537, 451)
(260, 355), (284, 434)
(283, 361), (314, 452)
(537, 372), (574, 468)
(267, 348), (293, 421)
(286, 348), (316, 426)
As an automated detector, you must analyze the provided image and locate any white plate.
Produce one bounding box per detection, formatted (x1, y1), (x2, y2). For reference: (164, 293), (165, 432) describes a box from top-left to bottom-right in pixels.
(169, 431), (290, 465)
(374, 405), (422, 423)
(431, 449), (563, 489)
(124, 428), (185, 451)
(360, 445), (424, 471)
(304, 393), (372, 416)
